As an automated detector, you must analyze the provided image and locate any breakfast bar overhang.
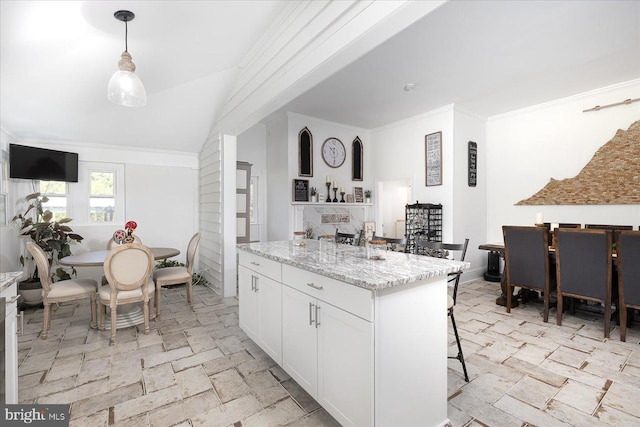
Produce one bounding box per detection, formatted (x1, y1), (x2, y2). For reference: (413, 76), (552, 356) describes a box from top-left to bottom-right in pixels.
(237, 240), (469, 427)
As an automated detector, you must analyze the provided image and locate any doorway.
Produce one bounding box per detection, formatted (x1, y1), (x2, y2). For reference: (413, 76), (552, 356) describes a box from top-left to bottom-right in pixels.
(375, 178), (412, 238)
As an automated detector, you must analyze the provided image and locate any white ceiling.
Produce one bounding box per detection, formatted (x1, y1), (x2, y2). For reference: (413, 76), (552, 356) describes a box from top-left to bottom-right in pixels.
(282, 0), (640, 128)
(0, 0), (287, 152)
(1, 1), (639, 153)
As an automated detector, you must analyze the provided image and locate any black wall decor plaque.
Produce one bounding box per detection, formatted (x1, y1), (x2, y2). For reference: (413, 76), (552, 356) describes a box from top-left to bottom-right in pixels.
(293, 179), (310, 202)
(468, 141), (477, 187)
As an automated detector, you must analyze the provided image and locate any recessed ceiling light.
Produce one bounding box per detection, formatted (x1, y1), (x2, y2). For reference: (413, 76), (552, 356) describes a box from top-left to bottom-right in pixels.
(403, 83), (417, 92)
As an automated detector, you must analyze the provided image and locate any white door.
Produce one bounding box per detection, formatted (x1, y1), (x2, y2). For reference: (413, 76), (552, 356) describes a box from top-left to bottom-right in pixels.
(282, 285), (318, 398)
(318, 302), (373, 427)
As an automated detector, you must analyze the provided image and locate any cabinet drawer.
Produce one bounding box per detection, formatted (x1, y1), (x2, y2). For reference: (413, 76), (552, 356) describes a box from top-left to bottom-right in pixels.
(282, 264), (373, 322)
(238, 251), (282, 282)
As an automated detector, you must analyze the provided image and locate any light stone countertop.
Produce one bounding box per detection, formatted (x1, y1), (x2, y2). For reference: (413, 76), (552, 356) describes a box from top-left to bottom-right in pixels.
(237, 240), (470, 291)
(0, 271), (23, 294)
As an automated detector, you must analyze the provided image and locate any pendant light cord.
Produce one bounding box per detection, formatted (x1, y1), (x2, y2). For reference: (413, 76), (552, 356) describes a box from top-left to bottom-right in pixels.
(124, 19), (128, 52)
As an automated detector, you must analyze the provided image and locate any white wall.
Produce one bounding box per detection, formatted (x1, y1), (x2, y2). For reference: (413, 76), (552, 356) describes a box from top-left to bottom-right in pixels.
(265, 114), (289, 241)
(1, 137), (199, 284)
(452, 107), (487, 279)
(237, 123), (268, 242)
(370, 106), (455, 242)
(486, 80), (640, 243)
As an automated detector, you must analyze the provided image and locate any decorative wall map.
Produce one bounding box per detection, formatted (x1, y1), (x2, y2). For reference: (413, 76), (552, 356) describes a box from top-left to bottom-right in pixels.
(517, 120), (640, 205)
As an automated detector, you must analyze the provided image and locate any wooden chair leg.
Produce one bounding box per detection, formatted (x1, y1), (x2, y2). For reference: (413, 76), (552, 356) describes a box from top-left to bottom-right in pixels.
(155, 284), (162, 317)
(89, 296), (97, 329)
(143, 300), (150, 335)
(543, 293), (549, 323)
(506, 282), (512, 313)
(187, 280), (193, 304)
(41, 303), (51, 340)
(99, 302), (105, 330)
(110, 306), (117, 345)
(620, 303), (627, 342)
(604, 303), (611, 339)
(149, 292), (155, 320)
(557, 294), (563, 326)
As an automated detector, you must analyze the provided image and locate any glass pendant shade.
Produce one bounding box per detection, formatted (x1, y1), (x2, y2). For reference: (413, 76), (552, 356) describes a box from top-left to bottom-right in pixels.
(108, 69), (147, 107)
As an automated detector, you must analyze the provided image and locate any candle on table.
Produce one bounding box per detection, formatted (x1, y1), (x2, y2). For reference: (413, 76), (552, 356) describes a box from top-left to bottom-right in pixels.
(326, 175), (331, 183)
(536, 212), (543, 224)
(333, 181), (337, 188)
(340, 187), (344, 192)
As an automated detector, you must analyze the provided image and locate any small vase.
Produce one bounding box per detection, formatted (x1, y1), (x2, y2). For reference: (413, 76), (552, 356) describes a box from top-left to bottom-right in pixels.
(311, 195), (318, 203)
(366, 197), (371, 204)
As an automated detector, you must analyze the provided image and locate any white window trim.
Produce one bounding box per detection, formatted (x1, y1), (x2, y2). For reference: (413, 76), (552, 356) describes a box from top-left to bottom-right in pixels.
(73, 161), (125, 225)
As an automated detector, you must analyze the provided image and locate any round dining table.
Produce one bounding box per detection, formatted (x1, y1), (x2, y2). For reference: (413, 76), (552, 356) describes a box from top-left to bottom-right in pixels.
(59, 247), (180, 329)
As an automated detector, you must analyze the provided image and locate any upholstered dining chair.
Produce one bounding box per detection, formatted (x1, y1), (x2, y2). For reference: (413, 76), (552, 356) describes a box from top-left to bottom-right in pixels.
(154, 232), (201, 317)
(615, 231), (640, 342)
(502, 226), (552, 322)
(102, 235), (144, 286)
(371, 235), (407, 252)
(414, 237), (470, 382)
(555, 228), (613, 338)
(335, 229), (362, 245)
(99, 242), (155, 345)
(26, 241), (98, 340)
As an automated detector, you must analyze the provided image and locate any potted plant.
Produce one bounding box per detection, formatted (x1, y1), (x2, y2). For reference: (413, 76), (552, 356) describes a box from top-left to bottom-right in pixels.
(12, 192), (84, 306)
(310, 187), (318, 203)
(364, 190), (372, 203)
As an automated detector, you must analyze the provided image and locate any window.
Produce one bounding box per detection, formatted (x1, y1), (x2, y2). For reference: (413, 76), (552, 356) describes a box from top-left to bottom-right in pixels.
(39, 180), (68, 220)
(89, 171), (115, 222)
(250, 176), (258, 224)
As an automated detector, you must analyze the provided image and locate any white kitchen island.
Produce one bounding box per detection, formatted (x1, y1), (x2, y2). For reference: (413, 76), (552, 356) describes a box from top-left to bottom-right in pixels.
(237, 240), (469, 427)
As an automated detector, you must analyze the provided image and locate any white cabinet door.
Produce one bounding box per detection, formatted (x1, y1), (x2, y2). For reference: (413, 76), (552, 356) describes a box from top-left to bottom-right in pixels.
(238, 266), (259, 341)
(255, 273), (282, 364)
(318, 302), (373, 427)
(282, 285), (318, 398)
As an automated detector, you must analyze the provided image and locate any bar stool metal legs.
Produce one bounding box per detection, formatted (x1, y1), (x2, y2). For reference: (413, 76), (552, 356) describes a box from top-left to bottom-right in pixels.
(449, 307), (469, 382)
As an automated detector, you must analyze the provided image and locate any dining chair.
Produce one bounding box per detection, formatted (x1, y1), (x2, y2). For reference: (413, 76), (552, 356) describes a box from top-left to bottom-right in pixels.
(102, 235), (144, 286)
(335, 229), (361, 245)
(99, 242), (155, 345)
(502, 226), (552, 322)
(371, 235), (407, 252)
(615, 231), (640, 342)
(414, 237), (470, 382)
(154, 232), (201, 317)
(555, 228), (612, 338)
(26, 241), (98, 340)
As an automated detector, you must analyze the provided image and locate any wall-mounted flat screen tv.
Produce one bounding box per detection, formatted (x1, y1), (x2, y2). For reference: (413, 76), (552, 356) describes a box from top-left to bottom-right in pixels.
(9, 144), (79, 182)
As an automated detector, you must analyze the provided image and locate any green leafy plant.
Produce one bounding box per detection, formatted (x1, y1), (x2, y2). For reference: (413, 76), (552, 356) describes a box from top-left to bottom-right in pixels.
(310, 187), (318, 196)
(12, 192), (83, 282)
(364, 190), (372, 198)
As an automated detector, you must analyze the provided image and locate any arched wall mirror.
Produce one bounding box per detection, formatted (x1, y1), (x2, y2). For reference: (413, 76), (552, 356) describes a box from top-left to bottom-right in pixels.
(352, 136), (363, 181)
(298, 127), (313, 177)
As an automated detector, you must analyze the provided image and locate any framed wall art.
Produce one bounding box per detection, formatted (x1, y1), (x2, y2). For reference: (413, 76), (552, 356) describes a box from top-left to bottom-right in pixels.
(425, 131), (442, 186)
(468, 141), (477, 187)
(293, 179), (309, 202)
(353, 186), (364, 203)
(298, 127), (313, 177)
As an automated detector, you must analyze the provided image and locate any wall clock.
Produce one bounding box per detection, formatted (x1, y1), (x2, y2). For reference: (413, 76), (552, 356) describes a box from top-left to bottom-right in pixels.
(321, 137), (346, 168)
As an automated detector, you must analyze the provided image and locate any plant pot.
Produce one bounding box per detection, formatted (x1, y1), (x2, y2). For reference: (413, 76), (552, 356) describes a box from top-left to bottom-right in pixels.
(18, 281), (43, 306)
(311, 195), (318, 203)
(366, 197), (371, 204)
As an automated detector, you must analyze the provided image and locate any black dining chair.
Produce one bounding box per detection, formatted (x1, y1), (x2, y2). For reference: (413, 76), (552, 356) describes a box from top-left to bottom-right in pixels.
(555, 228), (613, 338)
(616, 231), (640, 342)
(415, 237), (470, 382)
(335, 229), (362, 245)
(502, 226), (552, 322)
(371, 235), (407, 252)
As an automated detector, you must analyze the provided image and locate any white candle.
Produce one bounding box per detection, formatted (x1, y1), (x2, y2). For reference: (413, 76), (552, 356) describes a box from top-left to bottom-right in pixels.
(536, 212), (543, 224)
(326, 175), (331, 183)
(333, 181), (337, 188)
(550, 223), (559, 231)
(340, 187), (344, 192)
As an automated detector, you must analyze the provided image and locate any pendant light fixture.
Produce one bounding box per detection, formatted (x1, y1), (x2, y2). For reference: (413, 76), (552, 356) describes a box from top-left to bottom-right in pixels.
(107, 10), (147, 107)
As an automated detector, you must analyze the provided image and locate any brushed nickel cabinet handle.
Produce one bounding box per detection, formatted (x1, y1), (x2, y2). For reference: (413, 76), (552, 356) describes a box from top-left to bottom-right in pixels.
(306, 283), (324, 291)
(309, 302), (315, 326)
(315, 305), (321, 328)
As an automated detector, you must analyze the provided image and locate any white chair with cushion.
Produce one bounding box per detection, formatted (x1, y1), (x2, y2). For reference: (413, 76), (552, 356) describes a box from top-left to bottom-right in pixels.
(26, 241), (98, 340)
(102, 235), (143, 285)
(154, 232), (201, 317)
(99, 242), (155, 345)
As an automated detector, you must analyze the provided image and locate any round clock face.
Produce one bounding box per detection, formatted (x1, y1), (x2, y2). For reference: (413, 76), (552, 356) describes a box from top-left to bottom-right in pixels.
(321, 137), (346, 168)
